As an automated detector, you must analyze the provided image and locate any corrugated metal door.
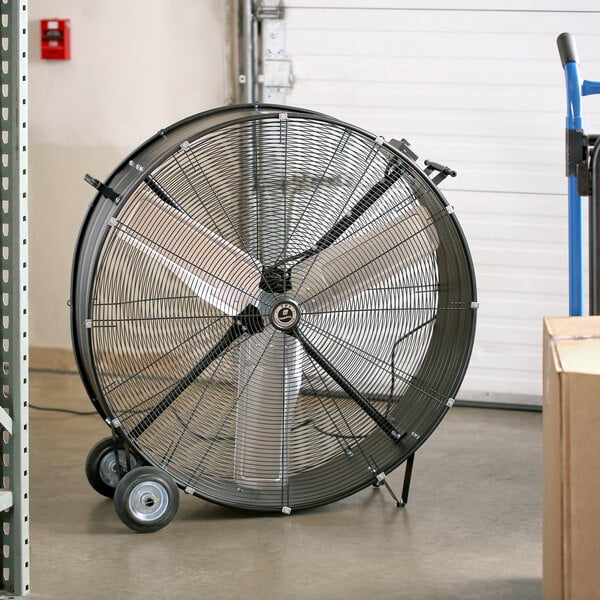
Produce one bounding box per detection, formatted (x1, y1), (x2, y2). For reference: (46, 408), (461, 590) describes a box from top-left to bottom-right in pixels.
(281, 0), (600, 405)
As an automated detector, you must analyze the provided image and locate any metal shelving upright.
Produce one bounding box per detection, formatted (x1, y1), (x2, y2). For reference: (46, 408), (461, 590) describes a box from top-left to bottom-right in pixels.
(0, 0), (30, 597)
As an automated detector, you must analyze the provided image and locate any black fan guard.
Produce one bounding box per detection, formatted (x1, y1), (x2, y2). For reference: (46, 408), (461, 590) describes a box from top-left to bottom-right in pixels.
(71, 104), (477, 512)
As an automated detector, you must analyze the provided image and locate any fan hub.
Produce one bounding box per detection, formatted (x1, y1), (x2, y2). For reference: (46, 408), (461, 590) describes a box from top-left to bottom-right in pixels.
(271, 300), (300, 331)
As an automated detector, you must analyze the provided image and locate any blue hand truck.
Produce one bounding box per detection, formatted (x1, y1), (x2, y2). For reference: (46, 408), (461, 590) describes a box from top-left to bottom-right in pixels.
(558, 32), (600, 315)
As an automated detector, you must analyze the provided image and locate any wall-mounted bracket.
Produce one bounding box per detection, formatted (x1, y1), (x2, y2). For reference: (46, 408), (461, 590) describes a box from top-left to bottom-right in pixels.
(255, 0), (293, 103)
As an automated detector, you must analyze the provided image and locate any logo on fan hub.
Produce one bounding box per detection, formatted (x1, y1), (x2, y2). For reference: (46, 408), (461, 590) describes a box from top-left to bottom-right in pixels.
(271, 301), (300, 330)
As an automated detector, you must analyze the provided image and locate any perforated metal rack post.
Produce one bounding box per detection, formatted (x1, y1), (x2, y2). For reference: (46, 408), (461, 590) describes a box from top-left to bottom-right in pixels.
(0, 0), (30, 597)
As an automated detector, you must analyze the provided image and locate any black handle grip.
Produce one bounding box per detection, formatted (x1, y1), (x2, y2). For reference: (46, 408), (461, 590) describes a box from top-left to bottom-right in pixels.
(557, 32), (578, 67)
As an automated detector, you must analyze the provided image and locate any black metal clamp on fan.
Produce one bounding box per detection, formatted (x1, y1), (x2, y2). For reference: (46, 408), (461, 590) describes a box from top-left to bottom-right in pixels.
(71, 104), (477, 532)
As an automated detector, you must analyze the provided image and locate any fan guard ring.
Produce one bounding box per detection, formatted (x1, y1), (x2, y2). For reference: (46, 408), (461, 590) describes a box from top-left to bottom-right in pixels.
(71, 104), (477, 512)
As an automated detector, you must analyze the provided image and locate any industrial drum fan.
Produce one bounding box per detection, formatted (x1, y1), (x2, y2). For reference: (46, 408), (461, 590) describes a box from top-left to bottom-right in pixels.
(71, 104), (477, 532)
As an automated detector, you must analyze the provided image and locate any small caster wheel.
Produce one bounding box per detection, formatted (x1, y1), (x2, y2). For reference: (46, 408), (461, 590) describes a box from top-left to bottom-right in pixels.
(85, 436), (144, 498)
(114, 466), (179, 533)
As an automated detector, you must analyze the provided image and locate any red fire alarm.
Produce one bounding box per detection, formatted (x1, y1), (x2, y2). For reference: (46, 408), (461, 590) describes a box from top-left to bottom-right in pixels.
(41, 19), (71, 60)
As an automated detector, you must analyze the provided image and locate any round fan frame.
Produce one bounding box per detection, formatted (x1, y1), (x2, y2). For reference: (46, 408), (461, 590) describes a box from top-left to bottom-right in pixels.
(71, 104), (477, 520)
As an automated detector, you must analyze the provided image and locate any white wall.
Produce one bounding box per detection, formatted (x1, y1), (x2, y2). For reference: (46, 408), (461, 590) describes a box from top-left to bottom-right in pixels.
(283, 0), (600, 402)
(28, 0), (229, 366)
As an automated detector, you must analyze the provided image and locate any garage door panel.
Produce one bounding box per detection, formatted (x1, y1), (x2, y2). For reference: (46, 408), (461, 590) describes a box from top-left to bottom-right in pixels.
(284, 2), (600, 403)
(289, 81), (569, 117)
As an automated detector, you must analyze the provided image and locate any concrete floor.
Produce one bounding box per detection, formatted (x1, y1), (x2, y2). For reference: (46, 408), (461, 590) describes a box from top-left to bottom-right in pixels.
(27, 371), (542, 600)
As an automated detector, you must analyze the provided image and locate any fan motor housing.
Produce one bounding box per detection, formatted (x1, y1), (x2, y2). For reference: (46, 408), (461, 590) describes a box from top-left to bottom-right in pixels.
(271, 300), (300, 330)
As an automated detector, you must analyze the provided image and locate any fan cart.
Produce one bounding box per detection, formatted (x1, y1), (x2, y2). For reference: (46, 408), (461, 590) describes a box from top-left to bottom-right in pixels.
(72, 105), (477, 532)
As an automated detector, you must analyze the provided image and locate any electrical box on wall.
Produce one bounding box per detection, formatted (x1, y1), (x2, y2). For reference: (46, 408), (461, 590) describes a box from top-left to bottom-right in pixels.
(41, 19), (71, 60)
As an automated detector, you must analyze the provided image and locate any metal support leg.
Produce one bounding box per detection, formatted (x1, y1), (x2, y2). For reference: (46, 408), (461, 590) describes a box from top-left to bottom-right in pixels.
(373, 453), (415, 508)
(400, 453), (415, 507)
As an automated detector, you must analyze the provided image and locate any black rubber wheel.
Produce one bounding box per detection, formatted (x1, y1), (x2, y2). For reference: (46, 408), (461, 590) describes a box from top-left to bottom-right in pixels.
(85, 436), (143, 498)
(114, 466), (180, 533)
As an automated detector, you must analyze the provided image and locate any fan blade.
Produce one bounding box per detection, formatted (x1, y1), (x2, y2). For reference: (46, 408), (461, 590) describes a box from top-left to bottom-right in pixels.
(113, 194), (262, 316)
(292, 204), (439, 309)
(234, 331), (303, 490)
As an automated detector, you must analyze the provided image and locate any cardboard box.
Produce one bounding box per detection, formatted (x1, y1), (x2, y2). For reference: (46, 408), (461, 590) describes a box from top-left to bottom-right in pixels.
(543, 317), (600, 600)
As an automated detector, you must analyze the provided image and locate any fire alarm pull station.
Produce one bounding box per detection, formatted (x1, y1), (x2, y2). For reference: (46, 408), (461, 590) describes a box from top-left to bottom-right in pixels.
(41, 19), (71, 60)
